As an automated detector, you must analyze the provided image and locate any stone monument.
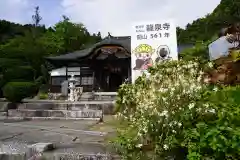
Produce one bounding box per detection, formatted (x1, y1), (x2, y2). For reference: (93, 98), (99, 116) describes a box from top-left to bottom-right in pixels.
(61, 80), (68, 96)
(68, 74), (79, 102)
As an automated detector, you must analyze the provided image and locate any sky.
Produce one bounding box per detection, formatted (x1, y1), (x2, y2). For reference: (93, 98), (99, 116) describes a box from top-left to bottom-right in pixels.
(0, 0), (221, 36)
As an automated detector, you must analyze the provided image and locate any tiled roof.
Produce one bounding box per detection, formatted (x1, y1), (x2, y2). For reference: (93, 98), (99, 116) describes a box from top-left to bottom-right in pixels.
(46, 36), (193, 62)
(46, 36), (131, 61)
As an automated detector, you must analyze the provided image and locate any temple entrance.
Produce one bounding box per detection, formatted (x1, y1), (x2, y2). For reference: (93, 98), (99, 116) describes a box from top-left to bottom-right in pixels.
(93, 59), (130, 92)
(109, 71), (123, 92)
(91, 44), (131, 92)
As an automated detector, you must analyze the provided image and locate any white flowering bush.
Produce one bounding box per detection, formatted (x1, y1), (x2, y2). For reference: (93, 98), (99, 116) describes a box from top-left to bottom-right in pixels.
(114, 60), (240, 159)
(115, 60), (211, 158)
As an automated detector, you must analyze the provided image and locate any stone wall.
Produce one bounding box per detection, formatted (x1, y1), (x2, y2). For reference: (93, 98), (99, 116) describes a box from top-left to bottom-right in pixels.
(18, 102), (115, 115)
(8, 109), (103, 119)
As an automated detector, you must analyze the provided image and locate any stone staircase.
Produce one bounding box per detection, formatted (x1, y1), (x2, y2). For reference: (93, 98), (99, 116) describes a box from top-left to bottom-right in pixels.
(80, 92), (117, 101)
(6, 101), (114, 120)
(0, 92), (117, 120)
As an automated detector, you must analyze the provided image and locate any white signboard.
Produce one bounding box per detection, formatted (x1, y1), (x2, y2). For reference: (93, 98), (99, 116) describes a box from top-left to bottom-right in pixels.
(131, 20), (178, 83)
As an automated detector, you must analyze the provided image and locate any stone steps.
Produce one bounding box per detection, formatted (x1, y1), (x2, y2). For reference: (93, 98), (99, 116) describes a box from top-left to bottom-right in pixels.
(7, 109), (102, 119)
(80, 92), (117, 101)
(19, 104), (102, 110)
(18, 102), (114, 114)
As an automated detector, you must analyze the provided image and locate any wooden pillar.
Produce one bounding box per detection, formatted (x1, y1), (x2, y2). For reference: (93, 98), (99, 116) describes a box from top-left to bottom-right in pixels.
(65, 66), (68, 80)
(49, 76), (52, 93)
(92, 71), (95, 91)
(79, 66), (82, 85)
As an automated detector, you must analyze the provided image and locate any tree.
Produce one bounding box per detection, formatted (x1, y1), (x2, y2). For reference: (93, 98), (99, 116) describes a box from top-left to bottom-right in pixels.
(32, 6), (42, 27)
(177, 0), (240, 44)
(38, 30), (64, 56)
(52, 16), (97, 53)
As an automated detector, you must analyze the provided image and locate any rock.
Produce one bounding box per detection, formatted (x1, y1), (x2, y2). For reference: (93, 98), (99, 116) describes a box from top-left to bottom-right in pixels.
(0, 142), (39, 160)
(0, 152), (27, 160)
(29, 143), (55, 153)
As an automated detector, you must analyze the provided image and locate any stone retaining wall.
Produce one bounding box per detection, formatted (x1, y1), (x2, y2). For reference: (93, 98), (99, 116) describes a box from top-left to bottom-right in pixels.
(18, 102), (115, 115)
(8, 109), (102, 119)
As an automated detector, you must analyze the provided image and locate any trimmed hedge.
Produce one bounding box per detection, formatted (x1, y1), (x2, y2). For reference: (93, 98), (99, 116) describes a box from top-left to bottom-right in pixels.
(0, 58), (25, 72)
(0, 74), (4, 97)
(3, 82), (38, 103)
(4, 66), (35, 81)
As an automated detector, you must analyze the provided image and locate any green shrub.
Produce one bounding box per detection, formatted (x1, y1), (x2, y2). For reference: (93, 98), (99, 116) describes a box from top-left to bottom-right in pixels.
(4, 66), (35, 81)
(3, 82), (38, 103)
(182, 86), (240, 160)
(180, 41), (211, 62)
(115, 60), (211, 159)
(114, 60), (240, 159)
(35, 76), (44, 86)
(0, 58), (25, 72)
(38, 92), (48, 100)
(0, 74), (5, 97)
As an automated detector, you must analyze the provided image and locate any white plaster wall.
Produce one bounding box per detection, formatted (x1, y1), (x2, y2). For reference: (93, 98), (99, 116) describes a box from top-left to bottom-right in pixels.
(50, 67), (81, 76)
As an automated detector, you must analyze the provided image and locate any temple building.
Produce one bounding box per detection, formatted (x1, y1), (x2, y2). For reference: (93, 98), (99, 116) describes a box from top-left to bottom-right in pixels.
(46, 35), (192, 93)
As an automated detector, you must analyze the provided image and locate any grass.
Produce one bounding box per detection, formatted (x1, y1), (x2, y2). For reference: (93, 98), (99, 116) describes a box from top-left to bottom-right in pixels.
(88, 115), (128, 143)
(88, 115), (127, 132)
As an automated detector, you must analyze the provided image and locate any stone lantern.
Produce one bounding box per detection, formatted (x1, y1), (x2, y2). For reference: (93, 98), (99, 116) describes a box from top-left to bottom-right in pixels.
(68, 74), (79, 102)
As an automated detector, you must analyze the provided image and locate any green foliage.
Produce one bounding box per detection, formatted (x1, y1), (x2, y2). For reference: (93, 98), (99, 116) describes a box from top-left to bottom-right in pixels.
(35, 76), (44, 87)
(183, 86), (240, 160)
(0, 9), (102, 95)
(38, 30), (65, 55)
(0, 58), (25, 72)
(180, 41), (210, 61)
(178, 0), (240, 44)
(38, 92), (48, 100)
(0, 20), (45, 44)
(4, 66), (35, 81)
(114, 60), (240, 159)
(0, 74), (4, 97)
(115, 60), (209, 159)
(40, 65), (50, 84)
(3, 82), (38, 103)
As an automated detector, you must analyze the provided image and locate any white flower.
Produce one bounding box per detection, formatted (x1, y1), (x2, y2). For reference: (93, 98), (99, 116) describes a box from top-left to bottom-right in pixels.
(163, 144), (169, 150)
(166, 68), (172, 72)
(199, 71), (204, 75)
(136, 144), (143, 148)
(203, 103), (209, 108)
(197, 76), (202, 82)
(159, 110), (168, 117)
(197, 108), (202, 112)
(178, 122), (182, 127)
(208, 62), (213, 68)
(188, 103), (195, 109)
(208, 109), (216, 113)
